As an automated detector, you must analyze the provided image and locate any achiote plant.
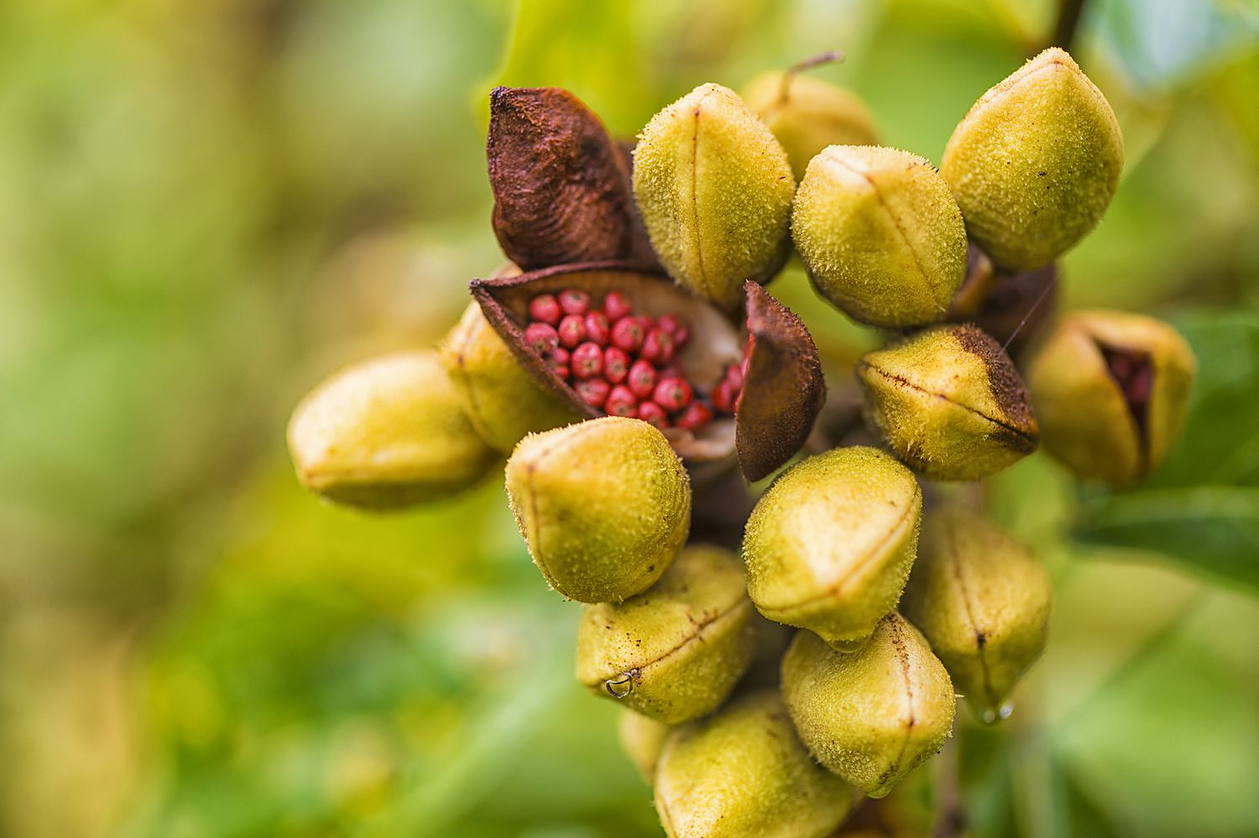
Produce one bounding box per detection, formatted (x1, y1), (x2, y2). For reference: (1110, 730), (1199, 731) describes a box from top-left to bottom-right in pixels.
(287, 44), (1195, 838)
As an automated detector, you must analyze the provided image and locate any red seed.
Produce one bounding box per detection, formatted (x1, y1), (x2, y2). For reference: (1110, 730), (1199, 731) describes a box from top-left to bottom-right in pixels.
(552, 347), (570, 364)
(673, 326), (690, 347)
(604, 291), (633, 321)
(638, 314), (656, 332)
(611, 317), (645, 353)
(550, 364), (571, 379)
(571, 342), (604, 379)
(558, 314), (587, 348)
(653, 377), (693, 412)
(584, 311), (610, 345)
(724, 363), (743, 392)
(637, 401), (670, 429)
(676, 401), (714, 431)
(627, 360), (657, 399)
(603, 347), (630, 384)
(524, 322), (559, 355)
(658, 364), (683, 379)
(712, 380), (734, 413)
(658, 313), (681, 334)
(640, 328), (675, 365)
(529, 294), (561, 325)
(576, 378), (610, 408)
(605, 385), (637, 417)
(559, 289), (590, 315)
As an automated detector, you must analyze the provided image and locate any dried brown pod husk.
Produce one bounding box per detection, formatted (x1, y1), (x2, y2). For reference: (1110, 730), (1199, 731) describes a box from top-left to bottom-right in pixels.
(488, 86), (639, 270)
(469, 262), (824, 479)
(738, 281), (827, 481)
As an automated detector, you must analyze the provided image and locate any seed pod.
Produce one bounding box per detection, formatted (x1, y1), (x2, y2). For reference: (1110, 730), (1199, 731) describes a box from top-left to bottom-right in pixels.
(792, 145), (967, 328)
(505, 416), (690, 603)
(577, 544), (756, 722)
(742, 446), (922, 649)
(287, 352), (499, 509)
(632, 83), (795, 312)
(901, 507), (1051, 722)
(781, 614), (956, 798)
(1026, 310), (1196, 485)
(618, 709), (671, 782)
(742, 63), (879, 181)
(857, 324), (1038, 481)
(655, 689), (854, 838)
(940, 47), (1124, 270)
(440, 301), (585, 453)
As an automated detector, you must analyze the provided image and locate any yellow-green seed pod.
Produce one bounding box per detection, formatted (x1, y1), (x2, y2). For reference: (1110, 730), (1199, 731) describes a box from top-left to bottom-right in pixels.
(618, 709), (671, 782)
(576, 544), (757, 723)
(941, 47), (1124, 270)
(742, 70), (879, 181)
(792, 145), (967, 328)
(742, 446), (922, 649)
(857, 324), (1039, 481)
(901, 507), (1051, 722)
(781, 614), (956, 798)
(505, 416), (690, 603)
(655, 689), (854, 838)
(632, 83), (796, 311)
(440, 301), (584, 453)
(287, 351), (499, 510)
(1026, 310), (1196, 485)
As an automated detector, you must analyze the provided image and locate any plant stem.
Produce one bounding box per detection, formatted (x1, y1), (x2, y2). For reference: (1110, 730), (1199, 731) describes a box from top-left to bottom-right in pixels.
(1050, 0), (1089, 51)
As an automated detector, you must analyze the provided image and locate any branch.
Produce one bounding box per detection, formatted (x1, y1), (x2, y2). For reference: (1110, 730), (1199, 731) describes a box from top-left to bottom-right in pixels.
(1050, 0), (1088, 52)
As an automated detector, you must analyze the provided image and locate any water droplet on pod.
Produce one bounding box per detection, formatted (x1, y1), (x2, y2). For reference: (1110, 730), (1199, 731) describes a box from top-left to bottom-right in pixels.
(605, 672), (635, 698)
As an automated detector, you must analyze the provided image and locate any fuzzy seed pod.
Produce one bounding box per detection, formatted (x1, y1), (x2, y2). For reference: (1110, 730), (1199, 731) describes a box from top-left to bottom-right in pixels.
(857, 324), (1038, 481)
(287, 351), (499, 510)
(576, 544), (757, 723)
(632, 83), (795, 311)
(941, 48), (1123, 270)
(781, 614), (956, 798)
(901, 507), (1051, 722)
(440, 301), (584, 452)
(618, 709), (671, 782)
(742, 446), (922, 648)
(505, 416), (690, 603)
(742, 69), (879, 181)
(1026, 310), (1195, 485)
(792, 145), (967, 328)
(654, 689), (854, 838)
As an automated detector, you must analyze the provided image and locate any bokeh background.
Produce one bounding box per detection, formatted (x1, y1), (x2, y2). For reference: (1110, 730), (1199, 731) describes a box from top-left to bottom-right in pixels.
(2, 0), (1258, 836)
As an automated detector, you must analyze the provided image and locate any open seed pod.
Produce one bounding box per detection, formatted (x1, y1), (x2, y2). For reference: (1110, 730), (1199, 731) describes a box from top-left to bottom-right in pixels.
(1026, 310), (1196, 485)
(488, 86), (654, 271)
(470, 262), (824, 480)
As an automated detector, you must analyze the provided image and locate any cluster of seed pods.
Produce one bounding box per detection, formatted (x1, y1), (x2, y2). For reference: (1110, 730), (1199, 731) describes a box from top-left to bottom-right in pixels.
(522, 288), (744, 431)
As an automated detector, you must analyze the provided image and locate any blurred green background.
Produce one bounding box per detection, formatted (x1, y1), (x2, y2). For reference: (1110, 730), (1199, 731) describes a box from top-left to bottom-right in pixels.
(1, 0), (1258, 836)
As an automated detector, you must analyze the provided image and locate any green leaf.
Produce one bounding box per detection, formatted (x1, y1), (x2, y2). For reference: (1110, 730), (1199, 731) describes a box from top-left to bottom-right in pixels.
(1074, 487), (1259, 593)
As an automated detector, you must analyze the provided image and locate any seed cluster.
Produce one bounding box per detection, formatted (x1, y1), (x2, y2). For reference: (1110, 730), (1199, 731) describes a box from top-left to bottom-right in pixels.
(523, 288), (744, 431)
